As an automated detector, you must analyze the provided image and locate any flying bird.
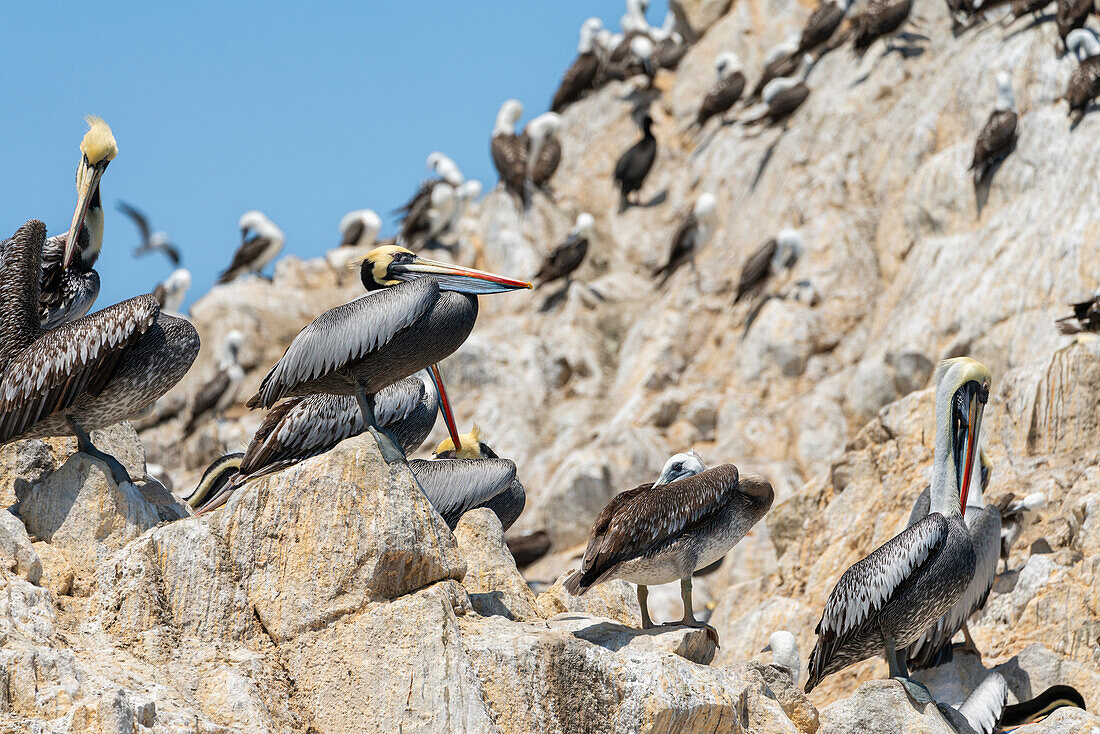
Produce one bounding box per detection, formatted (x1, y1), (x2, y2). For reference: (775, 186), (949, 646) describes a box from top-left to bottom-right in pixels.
(246, 246), (530, 464)
(970, 72), (1018, 187)
(1055, 287), (1100, 334)
(117, 200), (181, 265)
(217, 211), (284, 284)
(614, 113), (657, 211)
(152, 268), (192, 315)
(804, 358), (990, 703)
(533, 213), (595, 290)
(185, 330), (245, 434)
(551, 17), (604, 112)
(491, 99), (528, 207)
(695, 53), (746, 128)
(652, 193), (719, 288)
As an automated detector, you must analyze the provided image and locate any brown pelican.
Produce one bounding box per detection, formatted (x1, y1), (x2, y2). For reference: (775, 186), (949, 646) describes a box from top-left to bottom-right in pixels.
(524, 113), (563, 192)
(614, 113), (657, 211)
(190, 371), (454, 513)
(1066, 29), (1100, 126)
(1001, 685), (1087, 727)
(754, 56), (814, 126)
(182, 452), (244, 510)
(565, 450), (773, 638)
(761, 631), (801, 685)
(117, 201), (181, 265)
(217, 211), (284, 284)
(551, 17), (604, 112)
(338, 209), (382, 249)
(0, 220), (200, 486)
(955, 672), (1008, 734)
(246, 245), (529, 464)
(652, 193), (719, 288)
(734, 229), (805, 303)
(853, 0), (915, 55)
(433, 423), (495, 459)
(1055, 287), (1100, 334)
(805, 358), (990, 703)
(997, 490), (1045, 571)
(798, 0), (851, 54)
(491, 99), (528, 207)
(1057, 0), (1092, 54)
(153, 268), (191, 315)
(695, 53), (746, 128)
(533, 213), (594, 289)
(185, 330), (245, 434)
(749, 36), (801, 101)
(971, 72), (1017, 187)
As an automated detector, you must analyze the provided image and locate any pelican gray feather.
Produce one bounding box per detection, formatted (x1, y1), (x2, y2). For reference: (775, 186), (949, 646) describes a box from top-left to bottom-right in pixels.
(408, 456), (524, 530)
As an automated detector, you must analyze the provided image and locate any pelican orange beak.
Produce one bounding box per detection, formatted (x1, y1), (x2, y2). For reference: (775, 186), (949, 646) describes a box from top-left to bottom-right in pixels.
(428, 364), (462, 452)
(954, 382), (987, 512)
(397, 255), (532, 294)
(63, 158), (109, 268)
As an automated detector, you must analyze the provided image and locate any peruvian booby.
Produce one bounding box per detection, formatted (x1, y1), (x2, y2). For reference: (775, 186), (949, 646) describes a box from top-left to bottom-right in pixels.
(153, 268), (191, 315)
(762, 631), (801, 685)
(1066, 29), (1100, 126)
(117, 200), (180, 266)
(749, 35), (801, 101)
(185, 330), (245, 434)
(971, 71), (1018, 187)
(652, 193), (719, 288)
(190, 371), (453, 513)
(401, 183), (457, 249)
(1055, 287), (1100, 334)
(695, 53), (746, 128)
(1008, 0), (1052, 20)
(396, 153), (465, 242)
(552, 17), (604, 112)
(338, 209), (383, 249)
(604, 35), (656, 83)
(217, 211), (284, 284)
(620, 0), (651, 34)
(491, 99), (528, 207)
(734, 229), (805, 303)
(246, 245), (529, 464)
(424, 180), (482, 249)
(533, 213), (594, 289)
(524, 113), (563, 192)
(0, 220), (200, 486)
(798, 0), (851, 54)
(565, 450), (773, 639)
(804, 358), (990, 702)
(853, 0), (915, 55)
(996, 490), (1045, 571)
(756, 55), (815, 126)
(651, 29), (687, 71)
(614, 113), (657, 211)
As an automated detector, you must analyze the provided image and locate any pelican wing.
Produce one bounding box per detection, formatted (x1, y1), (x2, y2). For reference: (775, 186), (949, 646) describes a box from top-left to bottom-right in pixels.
(374, 375), (428, 427)
(241, 394), (362, 477)
(812, 514), (948, 665)
(249, 278), (438, 408)
(409, 458), (518, 528)
(957, 673), (1008, 734)
(0, 295), (159, 443)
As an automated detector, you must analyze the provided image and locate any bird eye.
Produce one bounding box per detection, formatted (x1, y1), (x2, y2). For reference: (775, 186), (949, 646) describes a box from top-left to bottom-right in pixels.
(672, 463), (682, 471)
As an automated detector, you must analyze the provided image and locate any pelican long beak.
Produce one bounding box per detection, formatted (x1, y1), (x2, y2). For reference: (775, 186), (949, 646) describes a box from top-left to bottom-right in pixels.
(761, 644), (773, 653)
(955, 388), (985, 513)
(398, 256), (532, 294)
(64, 159), (108, 268)
(428, 364), (462, 452)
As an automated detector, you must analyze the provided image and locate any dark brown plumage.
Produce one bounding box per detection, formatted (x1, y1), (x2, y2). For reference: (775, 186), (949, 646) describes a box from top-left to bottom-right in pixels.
(970, 110), (1018, 185)
(799, 1), (848, 53)
(1057, 0), (1092, 51)
(614, 115), (657, 210)
(750, 52), (800, 101)
(552, 50), (601, 112)
(185, 371), (231, 434)
(653, 211), (699, 287)
(763, 83), (812, 124)
(1067, 56), (1100, 125)
(696, 71), (746, 127)
(217, 235), (273, 284)
(734, 240), (778, 304)
(534, 233), (589, 288)
(1011, 0), (1052, 17)
(526, 135), (562, 190)
(1055, 291), (1100, 334)
(491, 133), (528, 206)
(853, 0), (914, 53)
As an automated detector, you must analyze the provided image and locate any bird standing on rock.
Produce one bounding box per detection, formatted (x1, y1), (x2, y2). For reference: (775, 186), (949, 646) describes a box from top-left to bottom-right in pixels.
(695, 53), (746, 128)
(218, 211), (284, 284)
(652, 193), (718, 288)
(970, 71), (1018, 187)
(614, 113), (657, 211)
(533, 213), (594, 291)
(491, 99), (528, 207)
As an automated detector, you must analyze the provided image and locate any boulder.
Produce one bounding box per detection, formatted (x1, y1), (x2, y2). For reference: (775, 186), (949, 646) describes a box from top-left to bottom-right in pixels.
(536, 572), (642, 627)
(818, 680), (973, 734)
(454, 508), (540, 621)
(0, 510), (42, 584)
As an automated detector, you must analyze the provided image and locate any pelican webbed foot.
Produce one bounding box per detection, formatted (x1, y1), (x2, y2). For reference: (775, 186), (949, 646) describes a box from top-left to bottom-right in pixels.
(68, 416), (134, 486)
(355, 383), (408, 465)
(897, 677), (935, 706)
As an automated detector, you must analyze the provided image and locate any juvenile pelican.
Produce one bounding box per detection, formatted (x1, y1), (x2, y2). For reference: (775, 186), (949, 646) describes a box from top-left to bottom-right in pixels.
(614, 113), (657, 211)
(533, 213), (594, 290)
(338, 209), (383, 249)
(217, 211), (284, 284)
(971, 72), (1018, 187)
(695, 53), (746, 128)
(246, 246), (530, 464)
(0, 221), (199, 486)
(117, 201), (181, 265)
(734, 229), (805, 303)
(652, 193), (719, 288)
(185, 330), (245, 434)
(1055, 287), (1100, 334)
(524, 113), (563, 191)
(153, 268), (192, 315)
(552, 18), (605, 113)
(565, 450), (773, 639)
(491, 99), (528, 207)
(805, 358), (990, 702)
(762, 631), (801, 685)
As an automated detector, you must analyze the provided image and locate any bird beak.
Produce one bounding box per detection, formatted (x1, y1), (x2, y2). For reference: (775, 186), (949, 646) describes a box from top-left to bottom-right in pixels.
(428, 364), (462, 452)
(240, 227), (251, 244)
(399, 255), (532, 294)
(63, 158), (108, 268)
(761, 644), (773, 653)
(954, 384), (986, 512)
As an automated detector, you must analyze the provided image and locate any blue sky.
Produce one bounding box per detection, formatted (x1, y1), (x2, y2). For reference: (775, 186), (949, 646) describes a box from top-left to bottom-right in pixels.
(2, 1), (667, 309)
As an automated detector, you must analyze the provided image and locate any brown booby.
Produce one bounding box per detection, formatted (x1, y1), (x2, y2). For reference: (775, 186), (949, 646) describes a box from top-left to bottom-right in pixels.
(217, 211), (284, 284)
(551, 18), (604, 112)
(614, 113), (657, 211)
(117, 200), (181, 266)
(652, 193), (719, 288)
(695, 53), (746, 128)
(491, 99), (528, 207)
(970, 72), (1018, 187)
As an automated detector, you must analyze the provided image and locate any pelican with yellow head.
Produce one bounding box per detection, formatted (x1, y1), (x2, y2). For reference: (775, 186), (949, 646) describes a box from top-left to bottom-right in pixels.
(247, 245), (530, 464)
(64, 116), (117, 269)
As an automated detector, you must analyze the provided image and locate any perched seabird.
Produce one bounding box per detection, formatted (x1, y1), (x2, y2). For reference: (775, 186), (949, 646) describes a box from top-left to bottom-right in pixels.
(695, 53), (746, 128)
(805, 358), (991, 702)
(217, 211), (284, 284)
(762, 631), (801, 685)
(491, 99), (528, 207)
(1000, 685), (1087, 728)
(426, 180), (482, 247)
(1066, 29), (1100, 125)
(614, 113), (657, 211)
(0, 220), (200, 486)
(117, 200), (180, 265)
(565, 450), (773, 638)
(651, 29), (687, 71)
(524, 113), (563, 191)
(604, 35), (656, 83)
(401, 183), (457, 249)
(533, 213), (595, 289)
(551, 17), (604, 112)
(756, 55), (815, 126)
(652, 193), (719, 288)
(734, 229), (805, 303)
(970, 72), (1018, 187)
(396, 153), (465, 242)
(620, 0), (651, 34)
(853, 0), (915, 55)
(185, 330), (245, 434)
(410, 427), (526, 531)
(190, 371), (454, 513)
(1057, 0), (1092, 54)
(798, 0), (851, 54)
(338, 209), (383, 249)
(153, 268), (191, 315)
(997, 491), (1045, 571)
(749, 36), (801, 101)
(182, 452), (244, 510)
(955, 672), (1008, 734)
(1055, 287), (1100, 334)
(1008, 0), (1053, 21)
(246, 245), (530, 464)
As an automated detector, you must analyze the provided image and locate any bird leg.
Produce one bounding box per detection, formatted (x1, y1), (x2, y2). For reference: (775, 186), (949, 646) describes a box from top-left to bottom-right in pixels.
(67, 416), (134, 486)
(956, 622), (982, 658)
(664, 576), (720, 645)
(637, 584), (654, 629)
(885, 637), (934, 705)
(354, 383), (407, 464)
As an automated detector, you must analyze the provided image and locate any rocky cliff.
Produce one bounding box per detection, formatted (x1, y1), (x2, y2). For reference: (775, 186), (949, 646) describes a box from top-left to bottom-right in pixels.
(6, 0), (1100, 731)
